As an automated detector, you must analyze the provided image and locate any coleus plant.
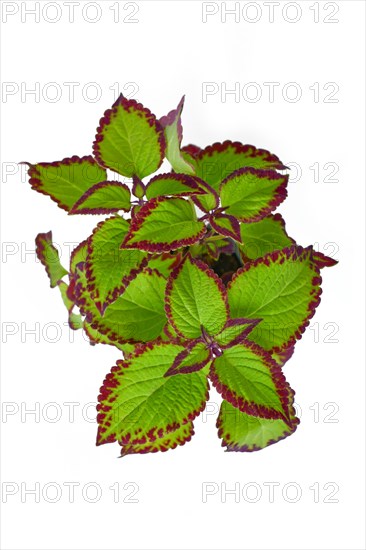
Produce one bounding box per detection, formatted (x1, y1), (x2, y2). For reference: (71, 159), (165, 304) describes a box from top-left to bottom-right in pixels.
(27, 94), (337, 456)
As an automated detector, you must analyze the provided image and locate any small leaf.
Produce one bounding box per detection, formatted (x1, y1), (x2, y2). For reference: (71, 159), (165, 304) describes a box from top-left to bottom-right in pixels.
(165, 340), (212, 376)
(122, 197), (206, 252)
(159, 96), (195, 175)
(191, 182), (219, 213)
(91, 268), (167, 344)
(132, 176), (145, 199)
(220, 167), (288, 222)
(210, 342), (292, 422)
(57, 281), (82, 330)
(227, 246), (322, 351)
(69, 181), (131, 215)
(216, 318), (262, 348)
(35, 231), (68, 287)
(147, 252), (182, 278)
(312, 250), (338, 269)
(96, 341), (209, 445)
(93, 95), (165, 179)
(181, 144), (202, 171)
(28, 155), (107, 212)
(239, 214), (294, 261)
(120, 422), (194, 456)
(191, 237), (235, 262)
(166, 255), (228, 339)
(195, 140), (287, 192)
(86, 216), (146, 313)
(145, 173), (206, 200)
(209, 213), (242, 242)
(217, 397), (299, 452)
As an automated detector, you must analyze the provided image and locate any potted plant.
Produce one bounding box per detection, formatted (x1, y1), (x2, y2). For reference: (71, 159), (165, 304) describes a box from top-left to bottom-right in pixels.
(27, 94), (337, 456)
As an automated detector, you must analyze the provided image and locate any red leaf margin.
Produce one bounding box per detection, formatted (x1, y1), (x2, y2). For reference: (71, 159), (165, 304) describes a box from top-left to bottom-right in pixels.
(120, 421), (195, 457)
(196, 140), (288, 172)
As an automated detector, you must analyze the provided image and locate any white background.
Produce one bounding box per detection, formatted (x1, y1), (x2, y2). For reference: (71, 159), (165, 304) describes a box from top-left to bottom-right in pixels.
(1, 1), (365, 549)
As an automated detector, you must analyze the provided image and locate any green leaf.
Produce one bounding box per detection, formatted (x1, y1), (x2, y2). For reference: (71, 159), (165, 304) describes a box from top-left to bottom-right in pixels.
(217, 398), (299, 452)
(145, 173), (205, 200)
(86, 216), (146, 313)
(165, 340), (213, 376)
(220, 167), (288, 222)
(93, 95), (165, 179)
(35, 231), (68, 287)
(210, 342), (292, 421)
(69, 181), (131, 215)
(97, 341), (209, 445)
(166, 255), (228, 339)
(123, 197), (206, 252)
(239, 214), (293, 261)
(194, 140), (287, 192)
(120, 421), (194, 456)
(159, 96), (195, 175)
(92, 268), (167, 343)
(227, 246), (322, 351)
(28, 155), (107, 212)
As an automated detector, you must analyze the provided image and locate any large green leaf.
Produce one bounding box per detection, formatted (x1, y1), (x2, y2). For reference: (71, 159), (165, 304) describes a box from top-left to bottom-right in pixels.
(217, 397), (299, 452)
(28, 156), (107, 212)
(239, 214), (294, 260)
(86, 216), (146, 313)
(123, 197), (206, 252)
(35, 231), (68, 287)
(166, 255), (228, 339)
(69, 181), (131, 215)
(97, 341), (209, 445)
(210, 342), (291, 421)
(93, 95), (165, 179)
(92, 268), (167, 343)
(159, 96), (195, 175)
(195, 140), (286, 191)
(220, 167), (288, 222)
(227, 246), (322, 351)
